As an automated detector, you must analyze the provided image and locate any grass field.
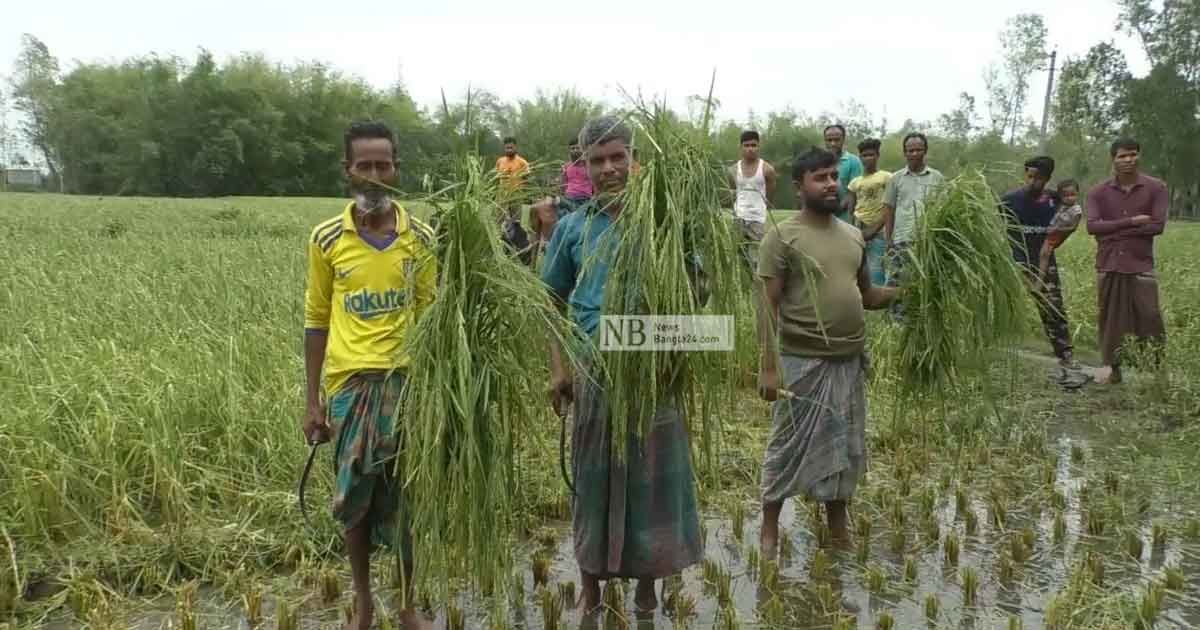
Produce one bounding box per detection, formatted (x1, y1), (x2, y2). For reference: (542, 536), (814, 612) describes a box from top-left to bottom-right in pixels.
(1, 192), (1198, 629)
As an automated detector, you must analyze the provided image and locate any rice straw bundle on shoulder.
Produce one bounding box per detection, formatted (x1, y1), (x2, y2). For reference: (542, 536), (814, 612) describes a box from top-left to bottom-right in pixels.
(890, 169), (1032, 397)
(585, 103), (742, 468)
(399, 154), (581, 598)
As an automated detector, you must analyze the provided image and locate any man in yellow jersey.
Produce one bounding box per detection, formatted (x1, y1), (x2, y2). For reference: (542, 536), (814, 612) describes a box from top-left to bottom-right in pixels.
(303, 121), (437, 630)
(496, 136), (533, 264)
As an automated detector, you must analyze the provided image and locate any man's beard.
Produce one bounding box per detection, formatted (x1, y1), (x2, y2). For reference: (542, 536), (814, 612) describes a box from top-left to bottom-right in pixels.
(805, 194), (840, 215)
(353, 185), (391, 215)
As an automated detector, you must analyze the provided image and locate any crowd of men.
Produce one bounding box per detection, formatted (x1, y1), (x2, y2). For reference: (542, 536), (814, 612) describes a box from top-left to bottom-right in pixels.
(301, 118), (1169, 629)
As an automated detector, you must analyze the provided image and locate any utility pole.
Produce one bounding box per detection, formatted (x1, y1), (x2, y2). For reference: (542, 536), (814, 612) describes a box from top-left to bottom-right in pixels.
(1039, 49), (1057, 152)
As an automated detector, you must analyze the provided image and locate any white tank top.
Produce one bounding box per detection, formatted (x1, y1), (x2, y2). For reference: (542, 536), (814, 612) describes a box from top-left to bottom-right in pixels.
(734, 159), (767, 223)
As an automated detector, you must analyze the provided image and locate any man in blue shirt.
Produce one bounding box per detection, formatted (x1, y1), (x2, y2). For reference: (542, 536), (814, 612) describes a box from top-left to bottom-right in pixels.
(824, 124), (864, 223)
(541, 116), (703, 615)
(1001, 156), (1085, 385)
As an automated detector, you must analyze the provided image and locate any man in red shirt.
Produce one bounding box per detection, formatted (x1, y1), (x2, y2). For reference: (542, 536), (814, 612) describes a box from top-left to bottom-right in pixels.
(1085, 138), (1168, 385)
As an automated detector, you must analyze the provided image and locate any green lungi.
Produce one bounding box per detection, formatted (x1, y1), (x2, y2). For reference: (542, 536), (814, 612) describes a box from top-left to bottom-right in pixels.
(570, 370), (704, 579)
(329, 370), (410, 555)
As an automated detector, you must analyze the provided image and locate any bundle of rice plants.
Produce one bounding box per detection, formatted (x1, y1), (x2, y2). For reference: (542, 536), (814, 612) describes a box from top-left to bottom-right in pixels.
(889, 169), (1032, 398)
(584, 101), (741, 468)
(400, 152), (584, 598)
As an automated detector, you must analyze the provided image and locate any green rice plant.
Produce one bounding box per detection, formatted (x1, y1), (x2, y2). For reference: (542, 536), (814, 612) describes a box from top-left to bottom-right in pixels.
(532, 552), (551, 587)
(730, 502), (746, 543)
(242, 583), (263, 627)
(556, 583), (576, 607)
(924, 593), (940, 623)
(866, 564), (886, 593)
(702, 558), (720, 589)
(779, 533), (794, 562)
(831, 614), (855, 630)
(1053, 511), (1067, 544)
(1152, 522), (1167, 548)
(998, 552), (1015, 586)
(856, 534), (871, 563)
(954, 486), (968, 516)
(671, 590), (696, 621)
(320, 568), (341, 604)
(965, 509), (979, 536)
(888, 169), (1032, 399)
(903, 556), (918, 582)
(1186, 518), (1200, 540)
(1104, 470), (1120, 494)
(816, 522), (832, 548)
(1008, 616), (1023, 630)
(274, 599), (297, 630)
(589, 103), (741, 470)
(1010, 533), (1030, 564)
(716, 569), (733, 608)
(1086, 508), (1106, 537)
(919, 487), (937, 518)
(855, 513), (872, 540)
(343, 599), (357, 625)
(538, 586), (563, 630)
(989, 495), (1007, 529)
(890, 530), (906, 554)
(1125, 530), (1144, 561)
(745, 544), (760, 577)
(1021, 527), (1036, 550)
(1070, 443), (1085, 464)
(890, 499), (905, 529)
(923, 515), (940, 544)
(961, 567), (979, 607)
(715, 609), (739, 630)
(447, 604), (465, 630)
(875, 611), (895, 630)
(761, 594), (785, 626)
(1138, 582), (1164, 629)
(603, 580), (628, 630)
(809, 549), (831, 581)
(1164, 566), (1185, 591)
(812, 583), (837, 613)
(400, 153), (585, 597)
(176, 581), (198, 630)
(944, 533), (961, 566)
(761, 560), (781, 593)
(1050, 490), (1066, 510)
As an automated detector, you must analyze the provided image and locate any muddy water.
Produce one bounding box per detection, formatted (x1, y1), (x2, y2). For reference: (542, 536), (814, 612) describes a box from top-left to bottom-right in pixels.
(44, 420), (1200, 629)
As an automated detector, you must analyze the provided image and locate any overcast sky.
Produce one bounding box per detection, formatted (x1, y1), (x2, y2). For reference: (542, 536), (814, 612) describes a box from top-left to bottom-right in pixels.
(3, 0), (1148, 140)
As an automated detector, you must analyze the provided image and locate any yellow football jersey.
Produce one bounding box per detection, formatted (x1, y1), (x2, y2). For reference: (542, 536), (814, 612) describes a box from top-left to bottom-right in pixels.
(304, 201), (437, 395)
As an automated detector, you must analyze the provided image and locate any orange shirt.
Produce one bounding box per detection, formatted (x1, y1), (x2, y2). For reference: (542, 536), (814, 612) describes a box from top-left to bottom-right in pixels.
(496, 155), (530, 191)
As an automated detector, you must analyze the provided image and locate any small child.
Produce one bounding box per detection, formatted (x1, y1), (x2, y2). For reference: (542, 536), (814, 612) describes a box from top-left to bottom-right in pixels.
(1039, 179), (1083, 280)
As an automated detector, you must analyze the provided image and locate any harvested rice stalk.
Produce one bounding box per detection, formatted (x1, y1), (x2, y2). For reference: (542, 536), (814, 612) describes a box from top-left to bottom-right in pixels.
(401, 154), (583, 597)
(890, 169), (1032, 397)
(586, 102), (742, 467)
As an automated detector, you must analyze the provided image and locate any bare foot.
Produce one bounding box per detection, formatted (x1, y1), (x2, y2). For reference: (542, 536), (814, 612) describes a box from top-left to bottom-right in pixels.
(634, 579), (657, 612)
(399, 608), (433, 630)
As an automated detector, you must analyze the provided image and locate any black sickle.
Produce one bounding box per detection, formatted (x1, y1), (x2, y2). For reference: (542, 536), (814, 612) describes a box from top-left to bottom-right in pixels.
(298, 442), (320, 531)
(558, 405), (576, 497)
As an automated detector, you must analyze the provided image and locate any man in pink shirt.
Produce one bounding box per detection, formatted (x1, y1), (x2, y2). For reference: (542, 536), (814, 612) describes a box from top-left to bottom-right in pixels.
(1085, 137), (1168, 385)
(533, 139), (594, 250)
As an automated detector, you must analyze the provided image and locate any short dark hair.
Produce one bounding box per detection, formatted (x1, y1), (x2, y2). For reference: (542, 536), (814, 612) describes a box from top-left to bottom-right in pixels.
(343, 120), (395, 163)
(823, 124), (847, 137)
(1057, 179), (1079, 193)
(857, 138), (882, 154)
(1110, 137), (1139, 157)
(902, 132), (929, 150)
(791, 146), (838, 181)
(1024, 156), (1056, 180)
(740, 130), (760, 144)
(568, 138), (580, 146)
(503, 136), (517, 145)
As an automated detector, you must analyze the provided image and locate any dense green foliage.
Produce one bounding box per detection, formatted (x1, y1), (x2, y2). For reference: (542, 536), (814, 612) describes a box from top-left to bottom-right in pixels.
(4, 1), (1198, 214)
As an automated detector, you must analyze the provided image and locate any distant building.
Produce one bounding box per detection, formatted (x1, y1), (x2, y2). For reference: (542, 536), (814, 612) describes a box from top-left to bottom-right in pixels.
(3, 168), (45, 190)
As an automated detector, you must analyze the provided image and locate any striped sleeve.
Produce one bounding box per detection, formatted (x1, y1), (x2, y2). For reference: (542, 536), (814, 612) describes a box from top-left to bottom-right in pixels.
(304, 218), (340, 331)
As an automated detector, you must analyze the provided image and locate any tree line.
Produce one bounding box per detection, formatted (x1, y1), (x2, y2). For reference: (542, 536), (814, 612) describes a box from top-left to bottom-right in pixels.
(3, 0), (1198, 216)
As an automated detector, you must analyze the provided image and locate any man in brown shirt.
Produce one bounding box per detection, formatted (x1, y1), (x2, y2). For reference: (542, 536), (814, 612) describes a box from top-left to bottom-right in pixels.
(1085, 137), (1168, 384)
(756, 146), (897, 557)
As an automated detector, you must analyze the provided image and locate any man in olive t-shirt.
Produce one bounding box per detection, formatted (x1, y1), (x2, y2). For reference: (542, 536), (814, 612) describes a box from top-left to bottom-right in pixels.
(756, 147), (898, 559)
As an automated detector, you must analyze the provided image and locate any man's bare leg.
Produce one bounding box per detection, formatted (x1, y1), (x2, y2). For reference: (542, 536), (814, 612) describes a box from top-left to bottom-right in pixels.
(581, 571), (601, 613)
(344, 522), (374, 630)
(826, 500), (851, 548)
(634, 578), (657, 612)
(760, 500), (783, 560)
